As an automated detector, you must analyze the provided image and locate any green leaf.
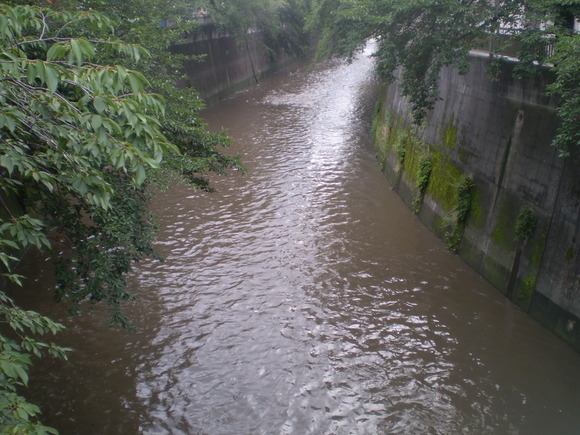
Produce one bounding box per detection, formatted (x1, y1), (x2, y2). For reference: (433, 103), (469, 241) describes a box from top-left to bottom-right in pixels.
(116, 65), (127, 83)
(15, 405), (29, 421)
(91, 115), (103, 131)
(35, 60), (46, 84)
(134, 164), (146, 186)
(46, 42), (64, 61)
(0, 15), (8, 36)
(0, 360), (17, 380)
(13, 363), (28, 386)
(93, 96), (107, 114)
(26, 60), (36, 84)
(128, 74), (142, 95)
(0, 155), (15, 175)
(44, 64), (59, 93)
(70, 39), (83, 65)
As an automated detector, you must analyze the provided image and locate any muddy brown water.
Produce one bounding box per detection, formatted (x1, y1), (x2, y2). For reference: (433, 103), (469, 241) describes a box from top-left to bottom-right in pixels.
(20, 47), (580, 434)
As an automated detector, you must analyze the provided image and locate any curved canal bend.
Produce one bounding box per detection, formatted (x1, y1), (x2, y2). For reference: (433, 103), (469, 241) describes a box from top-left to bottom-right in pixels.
(27, 47), (580, 434)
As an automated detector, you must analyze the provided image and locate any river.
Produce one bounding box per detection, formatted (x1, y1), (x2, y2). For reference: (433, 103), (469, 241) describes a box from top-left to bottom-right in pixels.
(24, 46), (580, 434)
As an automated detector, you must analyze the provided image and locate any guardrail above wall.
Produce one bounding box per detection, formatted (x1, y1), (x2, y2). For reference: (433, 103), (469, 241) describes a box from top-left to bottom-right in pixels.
(473, 32), (555, 60)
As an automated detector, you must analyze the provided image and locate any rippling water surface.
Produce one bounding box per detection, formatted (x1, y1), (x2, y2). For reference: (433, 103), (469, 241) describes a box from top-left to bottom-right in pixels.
(26, 48), (580, 434)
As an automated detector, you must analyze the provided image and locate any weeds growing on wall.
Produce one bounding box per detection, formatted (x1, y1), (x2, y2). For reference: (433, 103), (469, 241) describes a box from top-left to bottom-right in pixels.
(505, 205), (538, 302)
(456, 177), (475, 222)
(515, 206), (537, 242)
(417, 157), (433, 192)
(445, 176), (475, 251)
(396, 129), (409, 162)
(395, 143), (407, 166)
(412, 156), (433, 213)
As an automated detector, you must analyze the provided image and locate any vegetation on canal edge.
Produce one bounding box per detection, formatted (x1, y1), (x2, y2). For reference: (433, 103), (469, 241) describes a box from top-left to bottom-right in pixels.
(308, 0), (579, 155)
(412, 156), (432, 214)
(515, 206), (538, 243)
(373, 105), (477, 253)
(374, 99), (543, 257)
(0, 1), (251, 431)
(367, 1), (580, 353)
(199, 0), (312, 58)
(372, 93), (580, 349)
(444, 176), (475, 252)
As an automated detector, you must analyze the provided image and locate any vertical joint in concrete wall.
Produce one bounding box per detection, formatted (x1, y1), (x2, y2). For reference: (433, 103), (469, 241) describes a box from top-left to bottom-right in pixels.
(512, 109), (525, 148)
(490, 109), (524, 218)
(207, 40), (222, 101)
(245, 38), (259, 84)
(490, 136), (511, 217)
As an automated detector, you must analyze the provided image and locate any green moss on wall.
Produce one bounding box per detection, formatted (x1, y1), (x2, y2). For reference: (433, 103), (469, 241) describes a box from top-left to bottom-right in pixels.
(457, 146), (476, 165)
(443, 175), (475, 251)
(531, 233), (545, 266)
(456, 177), (475, 220)
(517, 274), (536, 309)
(395, 128), (410, 167)
(490, 195), (538, 252)
(375, 109), (479, 249)
(412, 155), (433, 213)
(427, 150), (464, 211)
(374, 128), (389, 167)
(470, 190), (484, 227)
(372, 76), (580, 353)
(395, 143), (406, 165)
(492, 217), (512, 248)
(374, 105), (410, 168)
(416, 157), (433, 193)
(483, 255), (511, 292)
(441, 114), (458, 150)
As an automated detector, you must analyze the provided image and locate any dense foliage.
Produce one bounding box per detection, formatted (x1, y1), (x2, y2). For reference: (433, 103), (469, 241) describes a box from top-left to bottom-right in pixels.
(546, 33), (579, 155)
(200, 0), (312, 58)
(0, 1), (242, 431)
(309, 0), (579, 154)
(61, 0), (241, 188)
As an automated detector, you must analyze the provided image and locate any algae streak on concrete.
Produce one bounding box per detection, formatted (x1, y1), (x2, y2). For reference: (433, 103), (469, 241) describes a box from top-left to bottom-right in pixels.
(374, 53), (580, 351)
(170, 24), (299, 104)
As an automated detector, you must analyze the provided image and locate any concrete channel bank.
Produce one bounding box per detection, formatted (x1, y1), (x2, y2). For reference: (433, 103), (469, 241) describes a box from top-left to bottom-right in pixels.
(170, 23), (303, 104)
(374, 53), (580, 351)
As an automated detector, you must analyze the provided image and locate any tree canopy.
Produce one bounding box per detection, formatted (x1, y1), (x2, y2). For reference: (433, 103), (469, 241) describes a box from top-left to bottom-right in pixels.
(197, 0), (312, 58)
(309, 0), (579, 154)
(0, 1), (240, 431)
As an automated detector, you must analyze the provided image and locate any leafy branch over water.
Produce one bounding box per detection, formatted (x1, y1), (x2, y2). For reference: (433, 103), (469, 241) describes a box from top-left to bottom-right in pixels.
(308, 0), (579, 154)
(0, 2), (240, 431)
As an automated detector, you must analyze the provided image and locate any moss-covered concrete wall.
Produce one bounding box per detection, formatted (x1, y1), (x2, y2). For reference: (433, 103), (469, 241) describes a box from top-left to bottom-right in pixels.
(170, 24), (298, 104)
(374, 53), (580, 351)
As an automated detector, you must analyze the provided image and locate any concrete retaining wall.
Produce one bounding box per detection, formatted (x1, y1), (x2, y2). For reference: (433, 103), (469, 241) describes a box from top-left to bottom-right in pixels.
(374, 53), (580, 351)
(170, 24), (297, 104)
